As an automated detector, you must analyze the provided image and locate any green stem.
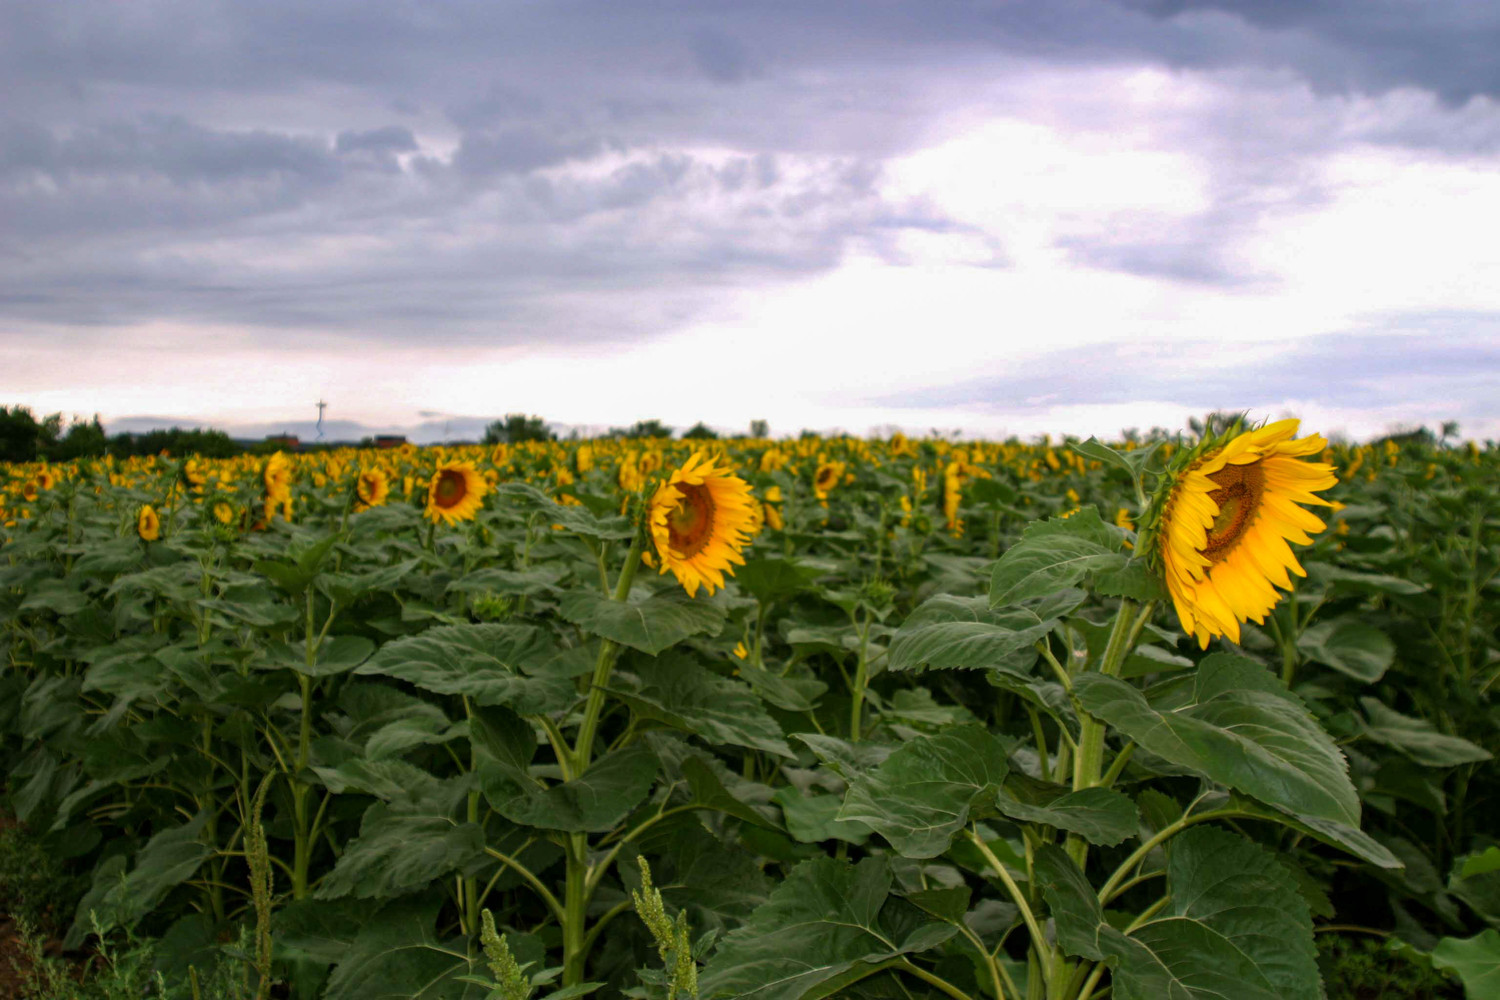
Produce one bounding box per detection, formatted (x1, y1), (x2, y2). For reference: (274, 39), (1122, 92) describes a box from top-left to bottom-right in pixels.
(967, 828), (1051, 993)
(850, 610), (871, 741)
(571, 521), (645, 773)
(562, 833), (590, 987)
(562, 506), (646, 986)
(1097, 807), (1246, 905)
(1067, 600), (1140, 867)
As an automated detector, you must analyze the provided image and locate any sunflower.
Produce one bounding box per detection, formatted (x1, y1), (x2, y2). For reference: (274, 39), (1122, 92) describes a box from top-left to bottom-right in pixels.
(813, 460), (843, 497)
(425, 461), (487, 525)
(263, 451), (293, 503)
(762, 485), (784, 531)
(356, 468), (390, 510)
(1153, 419), (1337, 649)
(137, 504), (161, 541)
(212, 501), (235, 525)
(648, 451), (756, 597)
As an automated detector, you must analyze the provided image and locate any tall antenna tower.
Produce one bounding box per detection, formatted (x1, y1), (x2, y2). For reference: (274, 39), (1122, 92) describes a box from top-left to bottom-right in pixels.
(316, 400), (328, 441)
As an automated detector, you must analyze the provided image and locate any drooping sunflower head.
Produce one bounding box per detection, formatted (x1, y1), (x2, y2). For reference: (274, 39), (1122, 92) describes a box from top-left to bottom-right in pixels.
(1149, 418), (1337, 649)
(137, 504), (161, 542)
(356, 468), (390, 509)
(263, 451), (293, 502)
(813, 460), (844, 496)
(425, 461), (487, 525)
(648, 451), (756, 598)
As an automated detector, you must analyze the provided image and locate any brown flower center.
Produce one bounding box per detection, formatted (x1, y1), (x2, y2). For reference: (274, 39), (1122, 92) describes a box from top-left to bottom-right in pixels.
(433, 469), (467, 508)
(667, 482), (716, 558)
(1201, 460), (1265, 562)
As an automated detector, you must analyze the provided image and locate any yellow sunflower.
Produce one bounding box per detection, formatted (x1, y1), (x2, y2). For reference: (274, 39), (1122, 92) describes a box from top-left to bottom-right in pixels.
(813, 460), (844, 499)
(212, 501), (235, 525)
(762, 485), (784, 531)
(648, 451), (756, 598)
(425, 461), (487, 525)
(356, 468), (390, 509)
(263, 451), (293, 503)
(1154, 419), (1337, 649)
(137, 504), (161, 541)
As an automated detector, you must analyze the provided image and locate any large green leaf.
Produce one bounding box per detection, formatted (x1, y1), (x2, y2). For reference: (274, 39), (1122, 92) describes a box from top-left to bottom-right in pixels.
(773, 786), (873, 845)
(67, 815), (212, 948)
(1035, 842), (1288, 1000)
(557, 589), (727, 655)
(316, 796), (486, 901)
(494, 482), (633, 539)
(479, 743), (658, 832)
(990, 509), (1123, 607)
(1431, 929), (1500, 998)
(312, 758), (443, 803)
(1151, 827), (1321, 999)
(888, 595), (1057, 674)
(1297, 617), (1395, 682)
(607, 654), (792, 757)
(1074, 654), (1360, 828)
(838, 725), (1013, 858)
(734, 556), (828, 604)
(1360, 698), (1492, 767)
(995, 786), (1138, 847)
(1450, 847), (1500, 927)
(700, 857), (949, 1000)
(355, 623), (574, 713)
(323, 896), (486, 1000)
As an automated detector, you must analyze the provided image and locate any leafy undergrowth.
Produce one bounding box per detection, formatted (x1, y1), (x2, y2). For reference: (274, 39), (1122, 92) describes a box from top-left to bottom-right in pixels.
(1318, 934), (1463, 1000)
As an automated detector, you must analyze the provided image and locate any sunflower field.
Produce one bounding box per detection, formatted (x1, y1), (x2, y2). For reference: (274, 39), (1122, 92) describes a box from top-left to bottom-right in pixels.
(0, 424), (1496, 1000)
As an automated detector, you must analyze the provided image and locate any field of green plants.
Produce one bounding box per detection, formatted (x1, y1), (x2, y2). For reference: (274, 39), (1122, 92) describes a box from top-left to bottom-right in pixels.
(0, 427), (1495, 999)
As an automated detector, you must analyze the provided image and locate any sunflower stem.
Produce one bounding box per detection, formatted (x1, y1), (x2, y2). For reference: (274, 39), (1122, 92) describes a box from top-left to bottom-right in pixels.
(572, 508), (645, 775)
(1067, 599), (1140, 870)
(561, 511), (645, 987)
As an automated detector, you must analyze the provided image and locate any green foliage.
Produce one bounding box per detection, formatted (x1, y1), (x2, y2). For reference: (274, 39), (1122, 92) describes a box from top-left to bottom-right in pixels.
(1318, 935), (1462, 999)
(0, 429), (1494, 1000)
(484, 415), (555, 445)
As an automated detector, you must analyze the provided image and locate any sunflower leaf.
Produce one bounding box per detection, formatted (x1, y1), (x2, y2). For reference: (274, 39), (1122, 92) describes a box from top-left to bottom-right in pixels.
(994, 785), (1138, 846)
(558, 590), (727, 655)
(888, 595), (1057, 674)
(606, 653), (793, 757)
(699, 856), (951, 1000)
(990, 509), (1125, 608)
(838, 724), (1014, 858)
(494, 482), (633, 539)
(1035, 827), (1320, 1000)
(1074, 653), (1361, 830)
(354, 623), (575, 714)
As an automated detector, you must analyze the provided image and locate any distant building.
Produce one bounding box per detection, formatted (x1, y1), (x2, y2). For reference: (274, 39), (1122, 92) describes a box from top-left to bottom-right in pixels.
(374, 435), (408, 449)
(266, 433), (300, 450)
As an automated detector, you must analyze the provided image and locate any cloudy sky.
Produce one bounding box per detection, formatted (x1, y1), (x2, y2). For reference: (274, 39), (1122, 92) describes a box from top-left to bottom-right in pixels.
(3, 0), (1498, 442)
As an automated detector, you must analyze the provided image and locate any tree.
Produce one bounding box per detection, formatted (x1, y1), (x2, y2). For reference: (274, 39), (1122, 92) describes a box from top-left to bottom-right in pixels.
(47, 415), (108, 460)
(749, 420), (769, 438)
(0, 406), (41, 463)
(108, 427), (239, 459)
(483, 414), (554, 445)
(682, 422), (719, 440)
(609, 420), (672, 439)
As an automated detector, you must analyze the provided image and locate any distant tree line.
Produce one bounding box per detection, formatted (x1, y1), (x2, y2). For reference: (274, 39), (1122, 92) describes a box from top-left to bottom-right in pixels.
(0, 406), (238, 463)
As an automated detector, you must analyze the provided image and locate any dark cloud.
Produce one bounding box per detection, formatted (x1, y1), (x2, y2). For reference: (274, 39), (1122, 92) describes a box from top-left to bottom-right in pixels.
(0, 0), (1495, 351)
